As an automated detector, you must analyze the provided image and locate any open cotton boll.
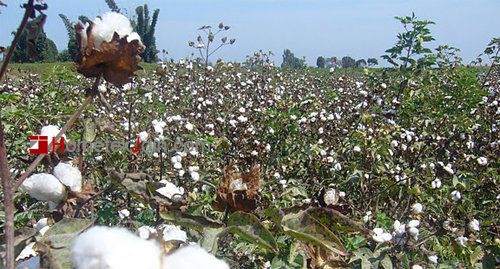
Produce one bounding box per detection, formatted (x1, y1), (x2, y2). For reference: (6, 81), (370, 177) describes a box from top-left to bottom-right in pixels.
(72, 226), (162, 269)
(53, 162), (82, 192)
(40, 125), (66, 141)
(33, 218), (50, 235)
(162, 245), (229, 269)
(161, 225), (187, 242)
(31, 125), (66, 150)
(156, 181), (184, 200)
(22, 173), (66, 202)
(91, 12), (135, 48)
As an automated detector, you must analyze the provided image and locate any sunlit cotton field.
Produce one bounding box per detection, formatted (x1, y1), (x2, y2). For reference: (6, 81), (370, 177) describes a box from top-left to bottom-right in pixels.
(0, 1), (499, 269)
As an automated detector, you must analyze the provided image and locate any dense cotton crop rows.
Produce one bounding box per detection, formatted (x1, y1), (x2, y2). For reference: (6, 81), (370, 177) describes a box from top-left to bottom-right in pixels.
(1, 60), (498, 268)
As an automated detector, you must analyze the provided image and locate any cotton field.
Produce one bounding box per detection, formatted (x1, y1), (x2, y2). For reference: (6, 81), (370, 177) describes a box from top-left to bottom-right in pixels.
(1, 2), (499, 269)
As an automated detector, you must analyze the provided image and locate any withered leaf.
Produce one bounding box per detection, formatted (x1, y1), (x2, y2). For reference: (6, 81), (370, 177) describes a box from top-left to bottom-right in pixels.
(214, 162), (260, 213)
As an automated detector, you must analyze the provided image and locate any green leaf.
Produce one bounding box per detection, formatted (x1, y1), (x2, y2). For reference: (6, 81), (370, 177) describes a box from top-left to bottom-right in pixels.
(82, 117), (96, 142)
(281, 210), (347, 256)
(380, 254), (393, 269)
(0, 227), (38, 259)
(226, 211), (279, 254)
(200, 227), (224, 254)
(470, 246), (484, 266)
(39, 218), (95, 269)
(160, 211), (223, 233)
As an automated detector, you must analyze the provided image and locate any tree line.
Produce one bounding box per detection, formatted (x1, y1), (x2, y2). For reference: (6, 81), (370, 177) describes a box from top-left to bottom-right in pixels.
(280, 48), (379, 69)
(4, 0), (160, 63)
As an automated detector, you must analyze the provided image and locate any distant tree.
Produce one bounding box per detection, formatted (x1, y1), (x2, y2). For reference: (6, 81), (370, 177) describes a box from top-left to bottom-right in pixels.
(58, 14), (79, 61)
(367, 57), (378, 66)
(104, 0), (120, 12)
(316, 56), (326, 68)
(355, 59), (367, 68)
(11, 30), (58, 63)
(57, 49), (72, 62)
(341, 56), (356, 68)
(281, 49), (306, 69)
(325, 56), (340, 68)
(134, 4), (160, 62)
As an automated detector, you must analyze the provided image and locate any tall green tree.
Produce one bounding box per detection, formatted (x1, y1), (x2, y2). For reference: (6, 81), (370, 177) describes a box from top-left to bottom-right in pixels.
(134, 4), (160, 62)
(367, 58), (378, 66)
(104, 0), (120, 12)
(341, 56), (356, 68)
(316, 56), (326, 68)
(355, 59), (367, 68)
(58, 14), (79, 62)
(281, 49), (306, 69)
(12, 30), (58, 63)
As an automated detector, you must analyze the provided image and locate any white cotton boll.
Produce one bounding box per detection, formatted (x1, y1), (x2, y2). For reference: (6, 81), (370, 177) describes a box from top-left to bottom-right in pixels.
(174, 162), (183, 170)
(40, 125), (65, 141)
(431, 178), (442, 189)
(91, 12), (135, 49)
(451, 190), (461, 201)
(363, 211), (372, 223)
(412, 265), (423, 269)
(162, 245), (229, 269)
(455, 236), (468, 247)
(229, 178), (247, 192)
(72, 226), (162, 269)
(468, 219), (480, 232)
(162, 225), (187, 242)
(190, 171), (200, 181)
(137, 226), (156, 240)
(156, 182), (185, 200)
(171, 155), (182, 164)
(393, 220), (406, 235)
(411, 203), (423, 214)
(185, 122), (194, 131)
(98, 84), (107, 93)
(33, 218), (50, 235)
(323, 189), (338, 206)
(372, 228), (392, 243)
(31, 125), (66, 151)
(353, 146), (361, 152)
(33, 218), (48, 232)
(428, 255), (438, 264)
(22, 173), (66, 202)
(408, 227), (419, 239)
(408, 220), (420, 228)
(334, 163), (342, 171)
(53, 162), (82, 192)
(138, 131), (149, 142)
(188, 166), (199, 172)
(118, 209), (130, 219)
(477, 157), (488, 166)
(126, 32), (141, 43)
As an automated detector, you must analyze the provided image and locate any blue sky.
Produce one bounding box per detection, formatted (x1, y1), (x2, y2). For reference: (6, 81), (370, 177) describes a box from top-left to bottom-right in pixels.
(0, 0), (499, 65)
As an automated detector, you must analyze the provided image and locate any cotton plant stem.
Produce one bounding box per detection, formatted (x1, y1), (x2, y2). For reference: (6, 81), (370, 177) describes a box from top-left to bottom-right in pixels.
(0, 1), (36, 268)
(13, 76), (100, 192)
(0, 0), (35, 83)
(0, 115), (15, 269)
